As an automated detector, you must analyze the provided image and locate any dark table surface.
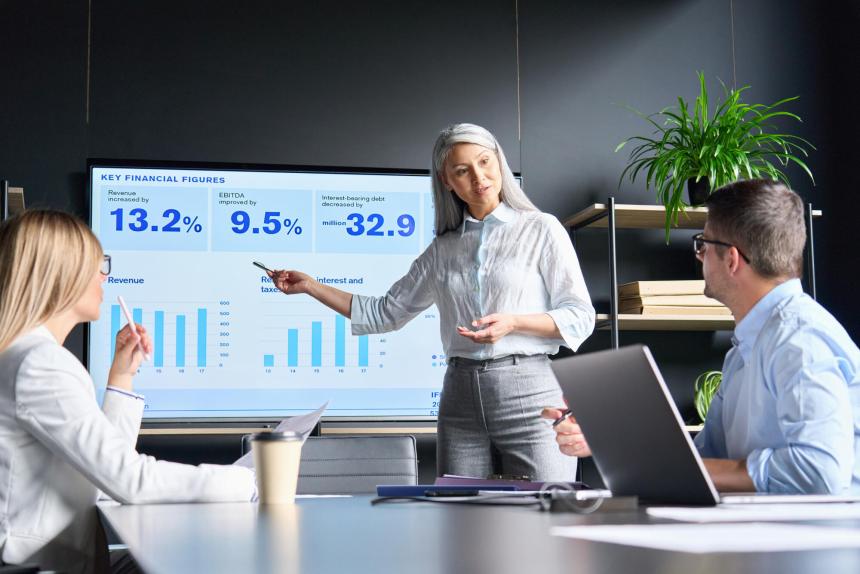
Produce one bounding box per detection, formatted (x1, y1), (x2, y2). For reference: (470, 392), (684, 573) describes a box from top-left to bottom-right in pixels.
(98, 495), (860, 574)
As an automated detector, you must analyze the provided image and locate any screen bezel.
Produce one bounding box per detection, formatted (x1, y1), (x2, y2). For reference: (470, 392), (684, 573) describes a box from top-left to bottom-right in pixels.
(86, 157), (438, 425)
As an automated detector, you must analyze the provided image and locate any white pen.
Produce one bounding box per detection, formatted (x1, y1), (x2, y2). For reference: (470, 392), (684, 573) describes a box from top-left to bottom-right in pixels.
(117, 296), (150, 361)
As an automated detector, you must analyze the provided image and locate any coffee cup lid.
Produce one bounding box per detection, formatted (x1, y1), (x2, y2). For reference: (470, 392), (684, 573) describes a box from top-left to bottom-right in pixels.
(251, 431), (302, 442)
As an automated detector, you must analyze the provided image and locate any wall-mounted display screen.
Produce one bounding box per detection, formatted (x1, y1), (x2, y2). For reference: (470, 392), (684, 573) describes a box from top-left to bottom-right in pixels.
(88, 160), (444, 420)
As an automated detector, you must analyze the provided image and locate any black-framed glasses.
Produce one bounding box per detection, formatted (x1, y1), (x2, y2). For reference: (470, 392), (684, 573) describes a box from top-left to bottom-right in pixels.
(100, 254), (112, 276)
(692, 233), (750, 263)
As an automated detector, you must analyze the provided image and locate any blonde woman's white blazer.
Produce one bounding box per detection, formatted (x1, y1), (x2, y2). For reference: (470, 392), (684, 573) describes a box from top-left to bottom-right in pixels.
(0, 326), (255, 573)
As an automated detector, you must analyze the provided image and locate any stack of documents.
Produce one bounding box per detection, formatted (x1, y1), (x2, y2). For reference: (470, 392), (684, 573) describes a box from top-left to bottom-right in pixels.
(618, 280), (731, 316)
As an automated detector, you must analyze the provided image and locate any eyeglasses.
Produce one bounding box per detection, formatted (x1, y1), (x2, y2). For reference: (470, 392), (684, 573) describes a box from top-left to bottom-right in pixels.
(692, 233), (750, 263)
(100, 254), (112, 276)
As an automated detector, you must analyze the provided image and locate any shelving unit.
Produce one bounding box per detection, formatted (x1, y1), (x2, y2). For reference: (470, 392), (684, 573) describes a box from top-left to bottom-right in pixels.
(593, 314), (736, 331)
(565, 200), (822, 348)
(565, 203), (710, 229)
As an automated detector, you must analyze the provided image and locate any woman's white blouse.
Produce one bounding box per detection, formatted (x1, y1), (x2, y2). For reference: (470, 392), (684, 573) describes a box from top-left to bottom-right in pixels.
(351, 204), (595, 358)
(0, 326), (255, 573)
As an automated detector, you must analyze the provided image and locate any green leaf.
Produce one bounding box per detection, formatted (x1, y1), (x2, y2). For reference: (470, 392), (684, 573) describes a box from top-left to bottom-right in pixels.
(616, 71), (814, 242)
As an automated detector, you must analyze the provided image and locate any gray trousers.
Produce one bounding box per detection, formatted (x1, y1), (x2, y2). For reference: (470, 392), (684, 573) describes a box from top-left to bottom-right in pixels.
(436, 354), (578, 482)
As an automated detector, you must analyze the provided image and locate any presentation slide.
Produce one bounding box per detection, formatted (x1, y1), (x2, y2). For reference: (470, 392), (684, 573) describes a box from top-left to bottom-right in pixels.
(88, 163), (444, 419)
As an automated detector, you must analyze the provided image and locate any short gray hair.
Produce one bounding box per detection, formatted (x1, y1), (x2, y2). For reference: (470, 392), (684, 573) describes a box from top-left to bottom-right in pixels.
(705, 179), (806, 279)
(430, 123), (537, 236)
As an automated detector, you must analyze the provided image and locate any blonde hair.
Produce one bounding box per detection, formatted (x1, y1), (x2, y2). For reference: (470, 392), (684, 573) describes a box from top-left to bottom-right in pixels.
(0, 210), (103, 351)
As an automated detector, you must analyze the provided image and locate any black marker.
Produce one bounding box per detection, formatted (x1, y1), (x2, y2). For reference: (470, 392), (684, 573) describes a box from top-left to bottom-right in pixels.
(552, 409), (572, 427)
(253, 261), (273, 273)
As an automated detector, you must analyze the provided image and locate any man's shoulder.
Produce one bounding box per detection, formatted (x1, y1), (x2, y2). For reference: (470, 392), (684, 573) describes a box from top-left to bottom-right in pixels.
(762, 293), (859, 361)
(781, 293), (852, 338)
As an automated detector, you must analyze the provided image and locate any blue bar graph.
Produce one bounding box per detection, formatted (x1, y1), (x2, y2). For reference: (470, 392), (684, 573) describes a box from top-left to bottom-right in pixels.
(335, 315), (346, 367)
(154, 311), (164, 367)
(106, 304), (216, 368)
(197, 308), (207, 367)
(359, 335), (369, 367)
(176, 315), (186, 367)
(312, 322), (322, 367)
(288, 329), (298, 367)
(259, 316), (369, 368)
(110, 305), (121, 361)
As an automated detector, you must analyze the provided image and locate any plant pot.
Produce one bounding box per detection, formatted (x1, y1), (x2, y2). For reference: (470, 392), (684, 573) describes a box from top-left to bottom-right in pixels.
(686, 177), (710, 206)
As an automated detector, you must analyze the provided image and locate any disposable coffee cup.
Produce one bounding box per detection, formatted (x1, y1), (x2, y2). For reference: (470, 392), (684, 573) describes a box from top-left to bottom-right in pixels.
(252, 431), (303, 504)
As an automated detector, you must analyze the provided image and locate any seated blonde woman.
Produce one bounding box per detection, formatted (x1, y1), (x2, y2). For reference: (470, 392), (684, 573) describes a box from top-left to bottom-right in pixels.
(0, 210), (256, 573)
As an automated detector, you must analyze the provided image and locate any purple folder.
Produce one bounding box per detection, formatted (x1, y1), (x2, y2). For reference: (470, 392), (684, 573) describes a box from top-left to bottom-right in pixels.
(434, 474), (588, 491)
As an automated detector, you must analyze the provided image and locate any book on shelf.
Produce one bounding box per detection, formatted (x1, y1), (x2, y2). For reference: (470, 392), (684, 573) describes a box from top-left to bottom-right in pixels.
(620, 294), (723, 307)
(620, 305), (733, 316)
(618, 280), (705, 297)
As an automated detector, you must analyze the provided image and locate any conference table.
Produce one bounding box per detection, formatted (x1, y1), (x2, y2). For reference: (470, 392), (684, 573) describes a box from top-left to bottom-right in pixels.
(98, 495), (860, 574)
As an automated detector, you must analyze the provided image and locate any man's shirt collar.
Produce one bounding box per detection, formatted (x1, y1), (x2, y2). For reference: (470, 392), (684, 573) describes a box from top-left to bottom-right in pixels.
(732, 278), (803, 361)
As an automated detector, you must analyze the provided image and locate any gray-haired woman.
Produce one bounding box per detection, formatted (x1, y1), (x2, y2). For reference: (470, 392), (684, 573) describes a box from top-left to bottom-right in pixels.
(269, 123), (594, 481)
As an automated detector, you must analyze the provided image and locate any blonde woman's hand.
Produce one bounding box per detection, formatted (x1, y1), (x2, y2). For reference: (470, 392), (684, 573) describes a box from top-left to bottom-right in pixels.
(108, 324), (152, 391)
(267, 269), (315, 296)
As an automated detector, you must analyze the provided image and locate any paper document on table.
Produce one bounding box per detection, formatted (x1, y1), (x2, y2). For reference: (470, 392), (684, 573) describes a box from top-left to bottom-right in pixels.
(233, 401), (328, 468)
(647, 503), (860, 523)
(551, 523), (860, 553)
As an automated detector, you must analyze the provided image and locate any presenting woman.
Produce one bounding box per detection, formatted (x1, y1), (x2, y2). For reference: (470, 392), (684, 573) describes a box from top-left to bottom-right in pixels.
(0, 210), (256, 573)
(268, 123), (594, 481)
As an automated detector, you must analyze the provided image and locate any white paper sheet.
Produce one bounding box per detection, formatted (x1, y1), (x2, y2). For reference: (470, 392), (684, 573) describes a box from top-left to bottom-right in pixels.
(233, 401), (328, 468)
(550, 523), (860, 553)
(647, 503), (860, 523)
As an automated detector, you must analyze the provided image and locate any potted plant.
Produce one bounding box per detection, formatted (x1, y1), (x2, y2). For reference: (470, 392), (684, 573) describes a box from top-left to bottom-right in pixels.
(693, 370), (722, 423)
(616, 72), (815, 242)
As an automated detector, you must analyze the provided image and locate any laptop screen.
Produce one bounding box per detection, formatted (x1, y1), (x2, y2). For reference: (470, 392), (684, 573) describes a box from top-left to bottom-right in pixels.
(551, 345), (720, 506)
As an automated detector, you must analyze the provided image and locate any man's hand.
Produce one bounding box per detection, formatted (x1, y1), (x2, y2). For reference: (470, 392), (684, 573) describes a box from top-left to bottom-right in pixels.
(541, 407), (592, 457)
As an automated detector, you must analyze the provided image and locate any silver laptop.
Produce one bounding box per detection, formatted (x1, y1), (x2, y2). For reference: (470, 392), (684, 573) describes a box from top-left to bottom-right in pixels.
(551, 345), (860, 506)
(551, 345), (722, 506)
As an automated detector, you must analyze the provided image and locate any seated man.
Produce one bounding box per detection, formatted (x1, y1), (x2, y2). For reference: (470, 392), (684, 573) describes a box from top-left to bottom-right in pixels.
(544, 179), (860, 494)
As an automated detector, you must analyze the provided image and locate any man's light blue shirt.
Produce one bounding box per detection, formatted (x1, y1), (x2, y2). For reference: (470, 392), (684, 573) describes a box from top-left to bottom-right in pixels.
(694, 279), (860, 494)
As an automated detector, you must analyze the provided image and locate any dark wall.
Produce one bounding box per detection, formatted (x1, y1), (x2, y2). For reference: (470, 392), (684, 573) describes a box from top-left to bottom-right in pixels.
(518, 0), (737, 414)
(0, 0), (89, 212)
(87, 0), (519, 169)
(2, 0), (857, 458)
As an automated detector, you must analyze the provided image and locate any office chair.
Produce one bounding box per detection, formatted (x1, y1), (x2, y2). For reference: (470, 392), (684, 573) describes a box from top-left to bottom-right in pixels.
(241, 435), (418, 494)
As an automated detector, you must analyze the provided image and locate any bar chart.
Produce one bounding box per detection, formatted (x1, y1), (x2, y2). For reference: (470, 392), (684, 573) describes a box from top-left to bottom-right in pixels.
(88, 165), (446, 417)
(110, 303), (216, 368)
(261, 314), (370, 369)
